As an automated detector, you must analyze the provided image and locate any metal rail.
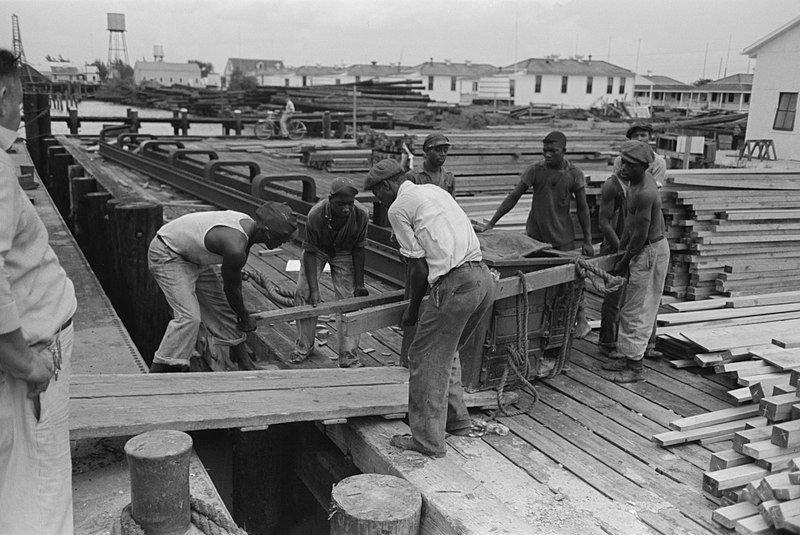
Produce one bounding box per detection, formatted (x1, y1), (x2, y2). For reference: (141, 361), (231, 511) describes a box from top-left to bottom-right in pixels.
(97, 138), (405, 286)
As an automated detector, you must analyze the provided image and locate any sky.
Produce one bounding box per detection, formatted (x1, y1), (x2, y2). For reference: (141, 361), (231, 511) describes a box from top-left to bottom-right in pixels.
(2, 0), (798, 83)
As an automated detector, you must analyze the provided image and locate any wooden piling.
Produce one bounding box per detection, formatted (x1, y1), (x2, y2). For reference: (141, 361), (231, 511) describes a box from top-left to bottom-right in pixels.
(322, 111), (332, 139)
(68, 166), (97, 246)
(330, 474), (421, 535)
(48, 148), (73, 219)
(84, 191), (113, 286)
(112, 201), (167, 363)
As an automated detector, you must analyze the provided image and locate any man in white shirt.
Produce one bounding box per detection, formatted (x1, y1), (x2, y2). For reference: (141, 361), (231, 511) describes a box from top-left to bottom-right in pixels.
(0, 48), (78, 535)
(364, 159), (497, 458)
(612, 121), (666, 187)
(280, 98), (295, 137)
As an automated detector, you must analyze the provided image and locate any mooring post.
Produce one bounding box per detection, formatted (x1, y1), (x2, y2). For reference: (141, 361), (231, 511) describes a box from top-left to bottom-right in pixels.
(127, 108), (140, 133)
(233, 109), (242, 136)
(67, 107), (80, 135)
(330, 474), (422, 534)
(322, 111), (332, 139)
(180, 108), (189, 136)
(67, 164), (96, 239)
(84, 191), (113, 285)
(171, 109), (181, 136)
(125, 430), (193, 535)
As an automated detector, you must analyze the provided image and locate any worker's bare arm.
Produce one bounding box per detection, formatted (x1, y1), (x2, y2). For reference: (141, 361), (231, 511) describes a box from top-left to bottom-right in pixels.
(403, 258), (429, 327)
(481, 181), (528, 231)
(352, 246), (368, 297)
(574, 187), (594, 256)
(206, 227), (254, 330)
(598, 180), (620, 252)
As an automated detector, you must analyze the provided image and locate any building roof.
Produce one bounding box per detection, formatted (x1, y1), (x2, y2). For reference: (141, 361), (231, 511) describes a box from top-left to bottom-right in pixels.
(226, 58), (284, 72)
(743, 14), (800, 57)
(346, 63), (410, 77)
(51, 66), (80, 75)
(635, 74), (694, 91)
(413, 61), (497, 77)
(294, 65), (347, 76)
(699, 73), (753, 92)
(504, 57), (633, 77)
(134, 61), (201, 74)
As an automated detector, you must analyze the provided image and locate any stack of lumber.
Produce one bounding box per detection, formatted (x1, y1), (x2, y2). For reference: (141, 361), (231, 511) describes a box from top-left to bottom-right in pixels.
(660, 168), (800, 300)
(301, 147), (373, 172)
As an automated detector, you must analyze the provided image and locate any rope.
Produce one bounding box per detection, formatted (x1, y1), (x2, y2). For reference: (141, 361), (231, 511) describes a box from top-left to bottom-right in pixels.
(120, 497), (248, 535)
(573, 256), (626, 295)
(242, 267), (295, 307)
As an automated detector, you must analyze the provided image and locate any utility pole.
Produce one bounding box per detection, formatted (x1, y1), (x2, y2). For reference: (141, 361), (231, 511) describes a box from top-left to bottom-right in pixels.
(724, 34), (732, 78)
(702, 42), (709, 79)
(607, 36), (612, 62)
(634, 38), (642, 74)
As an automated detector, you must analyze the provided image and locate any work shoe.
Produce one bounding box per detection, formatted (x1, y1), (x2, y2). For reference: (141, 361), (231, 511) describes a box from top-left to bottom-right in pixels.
(290, 350), (312, 364)
(609, 359), (644, 383)
(339, 355), (364, 368)
(149, 362), (190, 373)
(644, 348), (664, 359)
(390, 434), (445, 458)
(601, 353), (627, 371)
(597, 343), (615, 358)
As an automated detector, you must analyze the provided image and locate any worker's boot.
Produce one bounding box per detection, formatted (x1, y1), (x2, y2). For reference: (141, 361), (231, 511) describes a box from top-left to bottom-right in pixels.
(601, 352), (627, 371)
(609, 359), (644, 383)
(149, 362), (189, 373)
(644, 348), (664, 359)
(231, 344), (258, 371)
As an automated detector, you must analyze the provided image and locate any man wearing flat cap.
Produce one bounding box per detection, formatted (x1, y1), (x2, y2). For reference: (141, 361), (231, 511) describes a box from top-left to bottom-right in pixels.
(600, 141), (669, 383)
(148, 201), (298, 373)
(612, 120), (666, 187)
(291, 177), (369, 367)
(365, 159), (497, 457)
(407, 133), (456, 197)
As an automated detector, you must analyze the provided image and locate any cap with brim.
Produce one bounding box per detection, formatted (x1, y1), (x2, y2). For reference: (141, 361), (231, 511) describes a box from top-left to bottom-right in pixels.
(254, 201), (298, 239)
(619, 140), (655, 165)
(423, 133), (451, 151)
(363, 159), (405, 191)
(542, 131), (567, 147)
(330, 177), (358, 196)
(626, 121), (653, 139)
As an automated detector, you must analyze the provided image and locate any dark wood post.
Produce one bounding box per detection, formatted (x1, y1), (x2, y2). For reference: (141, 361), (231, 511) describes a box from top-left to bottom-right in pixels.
(84, 191), (113, 285)
(67, 108), (80, 134)
(112, 200), (166, 364)
(68, 165), (97, 246)
(171, 109), (181, 135)
(127, 108), (140, 133)
(335, 113), (345, 138)
(179, 108), (189, 135)
(322, 111), (331, 139)
(330, 474), (421, 534)
(233, 110), (242, 136)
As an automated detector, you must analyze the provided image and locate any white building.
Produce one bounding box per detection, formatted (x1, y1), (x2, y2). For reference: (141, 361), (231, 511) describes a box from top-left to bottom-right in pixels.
(385, 60), (498, 104)
(633, 75), (695, 110)
(743, 14), (800, 161)
(690, 74), (752, 112)
(133, 61), (202, 87)
(483, 57), (634, 108)
(223, 58), (284, 88)
(292, 65), (348, 86)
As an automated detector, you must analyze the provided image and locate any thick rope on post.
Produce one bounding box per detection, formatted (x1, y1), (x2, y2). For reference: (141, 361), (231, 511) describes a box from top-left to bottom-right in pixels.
(573, 257), (626, 295)
(120, 497), (248, 535)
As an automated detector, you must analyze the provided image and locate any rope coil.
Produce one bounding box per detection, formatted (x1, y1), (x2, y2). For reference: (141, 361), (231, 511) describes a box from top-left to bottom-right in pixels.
(120, 496), (248, 535)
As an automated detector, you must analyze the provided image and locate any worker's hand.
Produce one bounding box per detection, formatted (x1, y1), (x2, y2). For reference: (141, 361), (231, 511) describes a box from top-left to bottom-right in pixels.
(24, 352), (54, 399)
(581, 241), (595, 257)
(401, 306), (418, 327)
(354, 287), (369, 298)
(237, 316), (257, 333)
(475, 221), (494, 233)
(611, 260), (628, 277)
(309, 288), (321, 307)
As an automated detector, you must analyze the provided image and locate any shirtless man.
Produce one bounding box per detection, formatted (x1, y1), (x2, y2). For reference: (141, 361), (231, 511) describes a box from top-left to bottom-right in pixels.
(601, 141), (669, 383)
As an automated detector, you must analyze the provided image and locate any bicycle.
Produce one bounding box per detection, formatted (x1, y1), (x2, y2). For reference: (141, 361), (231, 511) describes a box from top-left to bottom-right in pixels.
(254, 112), (307, 141)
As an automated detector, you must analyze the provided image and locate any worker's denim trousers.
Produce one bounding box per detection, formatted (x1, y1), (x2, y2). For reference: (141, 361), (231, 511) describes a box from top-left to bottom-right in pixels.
(294, 252), (359, 360)
(599, 283), (658, 354)
(408, 262), (496, 455)
(0, 325), (73, 534)
(617, 239), (670, 361)
(148, 239), (245, 367)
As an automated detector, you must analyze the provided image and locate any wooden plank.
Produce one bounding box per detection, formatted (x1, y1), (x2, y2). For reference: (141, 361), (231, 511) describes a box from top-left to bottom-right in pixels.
(69, 368), (497, 440)
(659, 303), (800, 326)
(733, 513), (772, 534)
(772, 420), (800, 448)
(743, 440), (800, 460)
(654, 418), (765, 447)
(734, 426), (775, 454)
(670, 405), (761, 431)
(750, 347), (800, 371)
(323, 417), (536, 535)
(251, 289), (405, 324)
(713, 502), (759, 529)
(679, 319), (800, 352)
(703, 464), (771, 496)
(710, 449), (752, 471)
(760, 393), (800, 421)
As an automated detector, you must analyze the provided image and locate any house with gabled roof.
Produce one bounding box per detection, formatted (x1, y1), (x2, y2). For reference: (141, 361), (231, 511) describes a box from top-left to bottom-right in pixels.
(743, 13), (800, 160)
(223, 58), (284, 88)
(633, 74), (695, 110)
(482, 56), (635, 108)
(384, 59), (498, 104)
(691, 73), (753, 112)
(134, 61), (202, 87)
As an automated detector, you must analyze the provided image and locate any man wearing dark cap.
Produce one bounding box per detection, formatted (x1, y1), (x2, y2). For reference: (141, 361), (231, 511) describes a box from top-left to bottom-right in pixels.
(407, 133), (456, 196)
(482, 130), (593, 336)
(292, 177), (369, 367)
(365, 159), (497, 458)
(612, 120), (666, 187)
(148, 201), (297, 373)
(601, 141), (669, 383)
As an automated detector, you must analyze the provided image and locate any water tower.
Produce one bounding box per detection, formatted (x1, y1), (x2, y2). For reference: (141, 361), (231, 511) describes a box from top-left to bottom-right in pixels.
(153, 45), (164, 62)
(107, 13), (129, 66)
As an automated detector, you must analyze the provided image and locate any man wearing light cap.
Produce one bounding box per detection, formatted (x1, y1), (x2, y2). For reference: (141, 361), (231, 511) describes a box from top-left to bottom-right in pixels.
(291, 177), (369, 367)
(600, 141), (669, 383)
(407, 133), (456, 196)
(365, 159), (497, 457)
(148, 201), (298, 373)
(612, 120), (666, 187)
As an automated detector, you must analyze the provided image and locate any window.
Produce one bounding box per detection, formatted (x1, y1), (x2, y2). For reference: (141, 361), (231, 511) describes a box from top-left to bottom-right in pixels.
(774, 92), (798, 131)
(472, 81), (478, 92)
(711, 93), (718, 102)
(727, 93), (735, 103)
(284, 78), (289, 86)
(618, 78), (625, 94)
(335, 79), (341, 85)
(744, 93), (750, 104)
(427, 76), (434, 90)
(561, 76), (568, 93)
(451, 76), (457, 91)
(607, 77), (613, 94)
(586, 76), (593, 94)
(302, 76), (307, 86)
(535, 75), (542, 93)
(509, 79), (515, 98)
(355, 75), (361, 83)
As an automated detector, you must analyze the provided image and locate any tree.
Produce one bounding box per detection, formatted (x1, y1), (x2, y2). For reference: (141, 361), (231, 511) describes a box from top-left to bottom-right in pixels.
(90, 59), (109, 82)
(693, 78), (712, 87)
(227, 67), (258, 91)
(189, 59), (214, 78)
(109, 59), (133, 81)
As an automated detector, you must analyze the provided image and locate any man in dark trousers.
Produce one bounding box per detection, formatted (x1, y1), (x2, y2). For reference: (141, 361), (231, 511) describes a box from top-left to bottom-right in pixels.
(292, 177), (369, 367)
(482, 130), (593, 336)
(406, 133), (456, 196)
(364, 159), (497, 458)
(148, 202), (297, 373)
(601, 141), (669, 383)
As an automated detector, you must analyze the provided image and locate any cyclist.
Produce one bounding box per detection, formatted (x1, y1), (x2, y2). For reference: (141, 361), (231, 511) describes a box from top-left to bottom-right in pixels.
(279, 98), (295, 137)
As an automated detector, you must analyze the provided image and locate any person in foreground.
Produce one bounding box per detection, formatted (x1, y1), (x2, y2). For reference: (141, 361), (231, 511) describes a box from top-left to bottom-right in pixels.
(148, 201), (297, 373)
(0, 48), (77, 534)
(364, 159), (497, 458)
(600, 141), (669, 383)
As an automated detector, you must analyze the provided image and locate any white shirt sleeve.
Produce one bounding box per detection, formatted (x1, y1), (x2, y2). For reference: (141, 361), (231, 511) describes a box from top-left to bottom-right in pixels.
(388, 206), (426, 259)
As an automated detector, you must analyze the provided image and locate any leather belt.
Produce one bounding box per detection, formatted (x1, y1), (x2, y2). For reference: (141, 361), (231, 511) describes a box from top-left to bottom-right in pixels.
(60, 317), (73, 331)
(645, 235), (665, 245)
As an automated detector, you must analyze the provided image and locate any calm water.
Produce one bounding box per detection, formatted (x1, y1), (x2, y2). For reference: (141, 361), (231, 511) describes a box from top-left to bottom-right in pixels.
(47, 100), (234, 137)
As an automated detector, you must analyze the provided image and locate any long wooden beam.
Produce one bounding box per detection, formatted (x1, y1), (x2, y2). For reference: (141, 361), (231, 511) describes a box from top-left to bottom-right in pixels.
(251, 289), (405, 323)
